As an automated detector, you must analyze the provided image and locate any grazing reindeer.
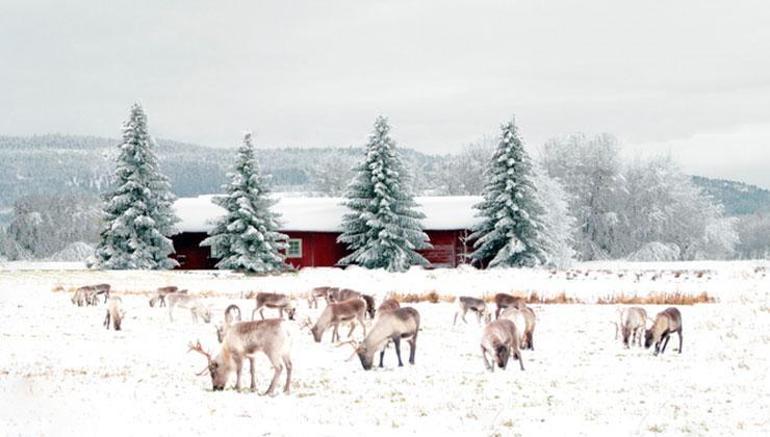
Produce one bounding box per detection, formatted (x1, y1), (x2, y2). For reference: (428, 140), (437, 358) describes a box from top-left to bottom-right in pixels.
(311, 298), (367, 343)
(103, 297), (126, 331)
(645, 307), (683, 356)
(308, 286), (337, 309)
(494, 293), (525, 319)
(216, 304), (243, 343)
(188, 319), (293, 395)
(251, 293), (296, 321)
(453, 296), (491, 325)
(167, 292), (211, 323)
(500, 306), (536, 350)
(339, 307), (420, 370)
(618, 307), (647, 348)
(149, 286), (182, 308)
(91, 283), (111, 304)
(328, 289), (375, 319)
(481, 319), (525, 371)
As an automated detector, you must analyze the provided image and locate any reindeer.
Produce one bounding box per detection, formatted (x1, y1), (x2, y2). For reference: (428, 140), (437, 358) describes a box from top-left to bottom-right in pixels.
(645, 307), (683, 356)
(499, 306), (536, 350)
(453, 296), (491, 325)
(308, 286), (337, 309)
(339, 307), (420, 370)
(216, 304), (243, 343)
(617, 307), (647, 348)
(327, 289), (376, 319)
(494, 293), (526, 319)
(481, 319), (525, 371)
(103, 297), (126, 331)
(188, 319), (293, 396)
(377, 298), (400, 315)
(251, 292), (296, 321)
(167, 292), (211, 323)
(149, 286), (182, 308)
(311, 297), (367, 343)
(91, 283), (111, 304)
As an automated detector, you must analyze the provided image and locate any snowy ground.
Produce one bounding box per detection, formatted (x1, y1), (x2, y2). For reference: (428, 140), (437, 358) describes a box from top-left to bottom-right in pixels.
(1, 262), (769, 436)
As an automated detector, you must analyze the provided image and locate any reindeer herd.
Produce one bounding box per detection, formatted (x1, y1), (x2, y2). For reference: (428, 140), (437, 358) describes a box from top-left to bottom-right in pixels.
(68, 284), (684, 395)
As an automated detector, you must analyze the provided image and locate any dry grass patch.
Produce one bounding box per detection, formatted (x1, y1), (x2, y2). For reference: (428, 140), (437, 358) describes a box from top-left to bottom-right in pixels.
(596, 291), (715, 305)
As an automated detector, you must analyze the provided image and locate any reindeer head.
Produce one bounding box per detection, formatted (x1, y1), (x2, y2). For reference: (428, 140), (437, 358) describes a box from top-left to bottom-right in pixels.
(494, 344), (510, 369)
(338, 340), (374, 370)
(200, 308), (212, 324)
(286, 305), (296, 321)
(188, 340), (232, 391)
(644, 328), (654, 348)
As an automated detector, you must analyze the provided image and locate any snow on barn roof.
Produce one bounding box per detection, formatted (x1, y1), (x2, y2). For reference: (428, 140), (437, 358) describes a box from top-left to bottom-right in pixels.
(173, 195), (481, 233)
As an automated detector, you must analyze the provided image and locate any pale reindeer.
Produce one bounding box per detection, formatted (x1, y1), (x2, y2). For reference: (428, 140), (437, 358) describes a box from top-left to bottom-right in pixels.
(494, 293), (526, 319)
(308, 286), (337, 309)
(615, 307), (647, 348)
(453, 296), (491, 325)
(481, 319), (525, 372)
(645, 307), (683, 356)
(216, 304), (243, 343)
(188, 319), (293, 395)
(167, 292), (211, 323)
(339, 307), (420, 370)
(311, 297), (367, 343)
(499, 306), (536, 350)
(72, 286), (100, 307)
(251, 292), (296, 321)
(103, 297), (126, 331)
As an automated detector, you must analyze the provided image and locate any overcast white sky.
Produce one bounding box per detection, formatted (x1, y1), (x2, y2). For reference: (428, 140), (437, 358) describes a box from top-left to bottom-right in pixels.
(2, 1), (769, 187)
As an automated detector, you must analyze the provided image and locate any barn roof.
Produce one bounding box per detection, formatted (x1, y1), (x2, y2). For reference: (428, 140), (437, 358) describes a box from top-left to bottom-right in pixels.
(173, 195), (481, 233)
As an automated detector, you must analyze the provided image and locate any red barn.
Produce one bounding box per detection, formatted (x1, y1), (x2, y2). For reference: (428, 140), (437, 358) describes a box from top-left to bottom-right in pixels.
(170, 196), (480, 270)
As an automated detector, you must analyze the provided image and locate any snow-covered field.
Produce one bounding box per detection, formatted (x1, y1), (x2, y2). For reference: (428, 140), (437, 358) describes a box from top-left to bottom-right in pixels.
(1, 262), (769, 436)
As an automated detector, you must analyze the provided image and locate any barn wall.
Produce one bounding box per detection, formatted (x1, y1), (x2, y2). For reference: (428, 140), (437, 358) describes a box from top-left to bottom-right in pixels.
(171, 229), (473, 270)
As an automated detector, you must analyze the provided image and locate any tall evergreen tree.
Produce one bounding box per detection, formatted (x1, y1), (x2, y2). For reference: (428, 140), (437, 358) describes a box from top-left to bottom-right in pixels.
(94, 103), (179, 269)
(201, 132), (288, 273)
(470, 117), (546, 267)
(338, 116), (431, 272)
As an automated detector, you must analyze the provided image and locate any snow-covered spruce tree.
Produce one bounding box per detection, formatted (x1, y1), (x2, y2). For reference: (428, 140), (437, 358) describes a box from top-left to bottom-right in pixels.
(470, 118), (546, 267)
(337, 116), (431, 272)
(533, 163), (576, 268)
(200, 132), (289, 273)
(94, 103), (179, 269)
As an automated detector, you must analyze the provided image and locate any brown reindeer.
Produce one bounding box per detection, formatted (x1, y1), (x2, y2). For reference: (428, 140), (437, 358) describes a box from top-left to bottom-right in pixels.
(329, 288), (376, 318)
(481, 319), (524, 371)
(645, 307), (683, 356)
(188, 319), (293, 395)
(308, 286), (337, 309)
(494, 293), (526, 319)
(453, 296), (491, 325)
(340, 307), (420, 370)
(251, 292), (296, 321)
(311, 297), (367, 343)
(103, 297), (126, 331)
(149, 286), (183, 308)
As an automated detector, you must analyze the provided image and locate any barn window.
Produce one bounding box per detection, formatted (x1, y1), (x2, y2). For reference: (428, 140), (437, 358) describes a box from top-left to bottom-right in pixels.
(287, 239), (302, 258)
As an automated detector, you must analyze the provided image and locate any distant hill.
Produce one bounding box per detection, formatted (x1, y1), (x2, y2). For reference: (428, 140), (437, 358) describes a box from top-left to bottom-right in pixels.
(691, 176), (770, 216)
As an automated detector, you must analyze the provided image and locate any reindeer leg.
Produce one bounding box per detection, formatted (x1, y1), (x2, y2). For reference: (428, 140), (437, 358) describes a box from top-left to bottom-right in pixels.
(279, 308), (284, 320)
(282, 355), (292, 394)
(393, 337), (403, 367)
(661, 333), (671, 354)
(260, 308), (266, 320)
(331, 324), (339, 343)
(379, 348), (386, 368)
(249, 357), (257, 392)
(408, 337), (417, 365)
(482, 347), (493, 372)
(234, 355), (243, 391)
(168, 306), (174, 322)
(495, 307), (501, 320)
(527, 331), (534, 351)
(677, 329), (683, 354)
(104, 311), (110, 330)
(453, 312), (458, 326)
(251, 307), (257, 321)
(263, 353), (283, 397)
(346, 321), (355, 338)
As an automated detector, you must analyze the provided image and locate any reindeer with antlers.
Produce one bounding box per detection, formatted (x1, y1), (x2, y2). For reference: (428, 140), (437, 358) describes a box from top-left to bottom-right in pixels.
(188, 319), (293, 395)
(339, 307), (420, 370)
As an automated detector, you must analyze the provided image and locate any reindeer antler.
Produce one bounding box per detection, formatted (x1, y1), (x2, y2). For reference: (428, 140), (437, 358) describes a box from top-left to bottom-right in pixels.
(335, 339), (361, 362)
(187, 340), (212, 361)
